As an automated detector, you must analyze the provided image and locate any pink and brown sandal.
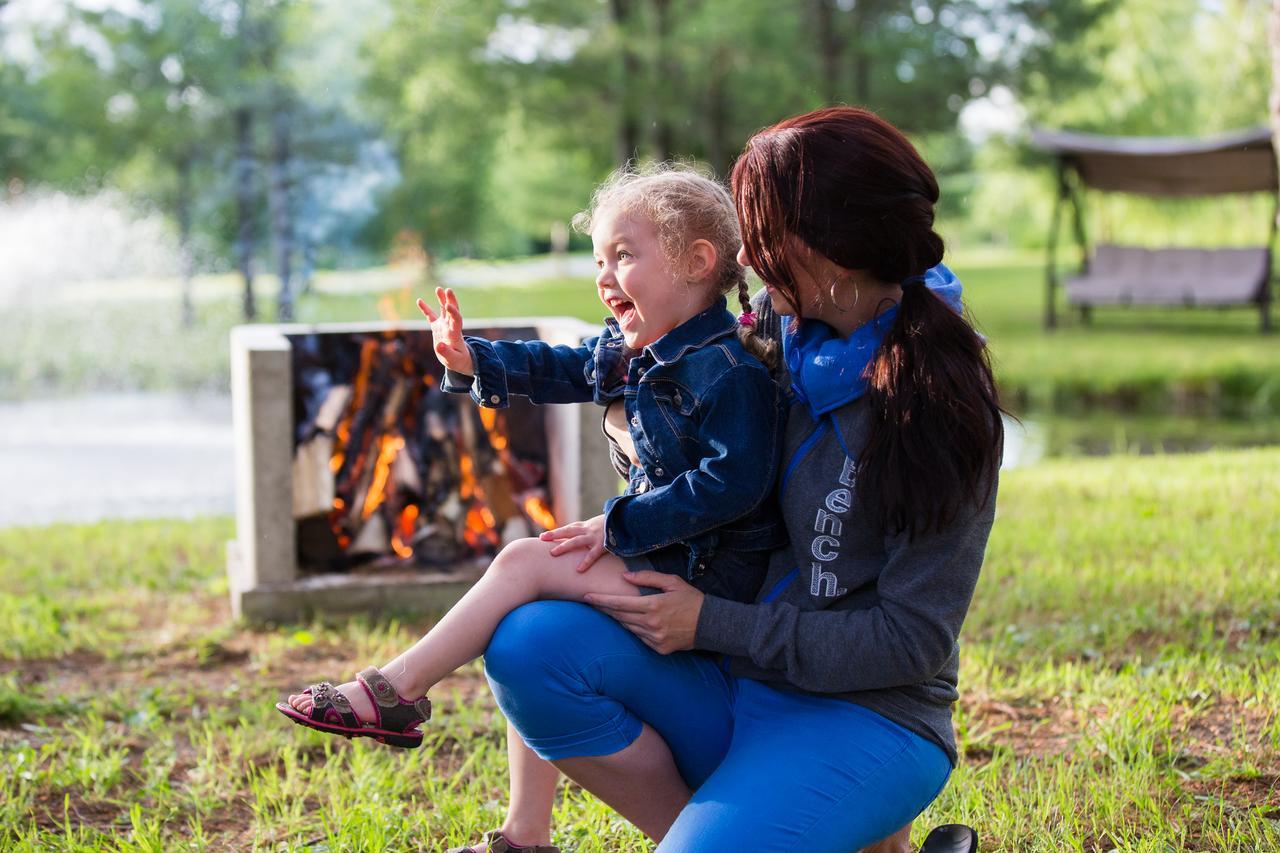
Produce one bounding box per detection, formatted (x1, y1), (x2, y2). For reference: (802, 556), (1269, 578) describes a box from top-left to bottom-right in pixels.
(444, 830), (561, 853)
(275, 666), (431, 749)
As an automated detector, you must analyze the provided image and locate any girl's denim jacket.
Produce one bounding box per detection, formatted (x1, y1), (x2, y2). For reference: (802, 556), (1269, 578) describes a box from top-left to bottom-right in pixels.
(441, 299), (788, 573)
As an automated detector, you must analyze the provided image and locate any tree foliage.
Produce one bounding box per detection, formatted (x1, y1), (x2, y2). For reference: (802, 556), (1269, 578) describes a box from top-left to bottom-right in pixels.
(2, 0), (1273, 265)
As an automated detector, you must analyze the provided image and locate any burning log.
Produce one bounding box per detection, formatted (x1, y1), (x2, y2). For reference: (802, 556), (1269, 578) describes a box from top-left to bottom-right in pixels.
(289, 328), (556, 574)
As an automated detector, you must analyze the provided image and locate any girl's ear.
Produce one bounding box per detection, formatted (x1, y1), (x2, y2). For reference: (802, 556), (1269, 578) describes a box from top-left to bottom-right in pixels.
(685, 238), (718, 283)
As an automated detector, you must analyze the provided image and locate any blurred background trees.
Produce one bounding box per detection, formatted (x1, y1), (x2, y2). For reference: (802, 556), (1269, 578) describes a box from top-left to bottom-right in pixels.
(1, 0), (1273, 320)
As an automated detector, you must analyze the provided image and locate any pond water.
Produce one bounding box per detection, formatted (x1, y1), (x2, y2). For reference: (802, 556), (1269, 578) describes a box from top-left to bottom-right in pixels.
(0, 393), (234, 527)
(1003, 411), (1280, 468)
(1, 394), (1275, 527)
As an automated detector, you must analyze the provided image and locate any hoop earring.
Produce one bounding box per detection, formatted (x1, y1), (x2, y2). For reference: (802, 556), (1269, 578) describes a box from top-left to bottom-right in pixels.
(829, 277), (860, 312)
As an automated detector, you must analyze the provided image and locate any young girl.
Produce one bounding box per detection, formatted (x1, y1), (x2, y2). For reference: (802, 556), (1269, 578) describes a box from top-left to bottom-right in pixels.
(276, 165), (787, 760)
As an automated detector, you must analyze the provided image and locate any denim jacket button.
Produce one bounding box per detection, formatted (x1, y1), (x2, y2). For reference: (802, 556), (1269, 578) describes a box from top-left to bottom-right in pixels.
(630, 415), (639, 427)
(489, 394), (501, 404)
(655, 467), (664, 477)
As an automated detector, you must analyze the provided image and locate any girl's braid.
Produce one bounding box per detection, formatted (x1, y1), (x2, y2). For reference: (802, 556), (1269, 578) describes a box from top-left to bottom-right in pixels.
(733, 271), (778, 369)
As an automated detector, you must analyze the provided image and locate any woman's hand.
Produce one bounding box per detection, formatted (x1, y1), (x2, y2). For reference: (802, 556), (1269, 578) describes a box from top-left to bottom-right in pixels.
(539, 514), (607, 573)
(586, 571), (705, 654)
(416, 287), (474, 376)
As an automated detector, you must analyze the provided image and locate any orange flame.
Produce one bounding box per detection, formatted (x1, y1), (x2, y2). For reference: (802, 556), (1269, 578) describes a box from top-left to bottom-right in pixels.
(399, 503), (420, 537)
(524, 495), (556, 530)
(351, 340), (377, 412)
(390, 484), (420, 559)
(362, 434), (405, 519)
(459, 453), (475, 499)
(463, 504), (500, 549)
(479, 408), (508, 450)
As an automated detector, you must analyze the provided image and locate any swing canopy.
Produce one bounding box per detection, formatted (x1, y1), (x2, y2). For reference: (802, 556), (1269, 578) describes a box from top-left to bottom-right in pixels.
(1029, 126), (1277, 330)
(1030, 126), (1276, 196)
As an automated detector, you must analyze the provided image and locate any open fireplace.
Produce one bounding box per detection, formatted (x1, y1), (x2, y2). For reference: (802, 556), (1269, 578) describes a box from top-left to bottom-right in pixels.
(226, 318), (618, 622)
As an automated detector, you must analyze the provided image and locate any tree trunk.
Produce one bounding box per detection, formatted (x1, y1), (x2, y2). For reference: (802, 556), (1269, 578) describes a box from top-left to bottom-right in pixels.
(705, 43), (733, 178)
(651, 0), (676, 160)
(269, 104), (295, 321)
(234, 106), (257, 321)
(609, 0), (642, 165)
(851, 2), (872, 105)
(299, 234), (315, 295)
(176, 150), (196, 328)
(812, 0), (844, 105)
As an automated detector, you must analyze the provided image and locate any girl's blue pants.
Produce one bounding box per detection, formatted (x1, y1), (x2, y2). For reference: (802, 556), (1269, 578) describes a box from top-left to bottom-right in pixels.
(484, 601), (952, 852)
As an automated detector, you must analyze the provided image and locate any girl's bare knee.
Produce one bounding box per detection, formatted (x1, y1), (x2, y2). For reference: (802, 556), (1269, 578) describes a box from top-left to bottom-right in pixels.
(486, 536), (554, 579)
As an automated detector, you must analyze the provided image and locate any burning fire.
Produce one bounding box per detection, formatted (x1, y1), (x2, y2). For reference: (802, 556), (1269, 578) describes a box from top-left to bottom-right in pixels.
(391, 504), (419, 559)
(524, 495), (556, 530)
(464, 504), (500, 550)
(362, 434), (405, 519)
(307, 329), (558, 571)
(479, 408), (508, 450)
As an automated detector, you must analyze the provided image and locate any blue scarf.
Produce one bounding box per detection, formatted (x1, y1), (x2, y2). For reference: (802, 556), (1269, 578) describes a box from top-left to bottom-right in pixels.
(784, 263), (965, 418)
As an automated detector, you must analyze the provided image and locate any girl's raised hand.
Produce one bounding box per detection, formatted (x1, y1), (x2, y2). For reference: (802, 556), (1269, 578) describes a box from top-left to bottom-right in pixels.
(539, 514), (607, 573)
(416, 287), (473, 376)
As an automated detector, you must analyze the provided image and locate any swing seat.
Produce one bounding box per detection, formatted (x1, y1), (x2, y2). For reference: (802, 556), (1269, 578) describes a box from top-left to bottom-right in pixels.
(1066, 244), (1271, 309)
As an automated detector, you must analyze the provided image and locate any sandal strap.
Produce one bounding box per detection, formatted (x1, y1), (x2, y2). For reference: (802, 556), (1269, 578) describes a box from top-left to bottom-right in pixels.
(480, 830), (561, 852)
(355, 666), (431, 733)
(305, 682), (360, 729)
(442, 830), (561, 853)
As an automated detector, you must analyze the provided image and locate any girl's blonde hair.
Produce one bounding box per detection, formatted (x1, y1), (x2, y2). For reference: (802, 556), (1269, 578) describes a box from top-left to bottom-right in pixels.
(572, 162), (777, 368)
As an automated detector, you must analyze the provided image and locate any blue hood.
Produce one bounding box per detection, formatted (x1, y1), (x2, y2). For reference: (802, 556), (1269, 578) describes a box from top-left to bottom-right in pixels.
(784, 264), (965, 418)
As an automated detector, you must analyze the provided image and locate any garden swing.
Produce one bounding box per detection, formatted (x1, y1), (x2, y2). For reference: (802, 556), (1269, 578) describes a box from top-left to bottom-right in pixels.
(1030, 126), (1277, 331)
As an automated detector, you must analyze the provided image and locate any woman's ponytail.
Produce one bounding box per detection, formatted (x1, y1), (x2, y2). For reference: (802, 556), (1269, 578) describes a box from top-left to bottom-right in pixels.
(859, 282), (1003, 539)
(733, 106), (1005, 539)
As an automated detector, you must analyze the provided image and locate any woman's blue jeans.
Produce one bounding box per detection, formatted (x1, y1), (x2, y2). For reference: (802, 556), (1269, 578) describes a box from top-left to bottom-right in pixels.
(484, 601), (952, 852)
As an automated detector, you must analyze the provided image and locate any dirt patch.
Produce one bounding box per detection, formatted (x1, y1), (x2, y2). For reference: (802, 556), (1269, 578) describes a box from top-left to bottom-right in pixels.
(1, 650), (107, 685)
(26, 787), (131, 834)
(960, 693), (1279, 774)
(3, 589), (493, 738)
(1184, 772), (1280, 811)
(960, 693), (1090, 760)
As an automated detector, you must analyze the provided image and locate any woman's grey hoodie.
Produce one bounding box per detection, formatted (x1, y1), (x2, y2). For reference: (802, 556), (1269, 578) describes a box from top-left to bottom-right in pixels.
(694, 294), (997, 764)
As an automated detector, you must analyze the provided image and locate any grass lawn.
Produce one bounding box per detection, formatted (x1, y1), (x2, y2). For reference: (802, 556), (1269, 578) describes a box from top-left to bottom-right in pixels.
(2, 449), (1278, 849)
(3, 248), (1278, 415)
(956, 250), (1280, 416)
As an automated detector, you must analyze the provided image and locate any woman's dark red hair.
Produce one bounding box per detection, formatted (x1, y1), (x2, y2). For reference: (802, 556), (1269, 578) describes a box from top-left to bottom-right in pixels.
(731, 106), (1003, 537)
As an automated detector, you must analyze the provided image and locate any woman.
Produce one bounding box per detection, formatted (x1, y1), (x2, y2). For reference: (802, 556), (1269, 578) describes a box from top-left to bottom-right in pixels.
(465, 106), (1003, 852)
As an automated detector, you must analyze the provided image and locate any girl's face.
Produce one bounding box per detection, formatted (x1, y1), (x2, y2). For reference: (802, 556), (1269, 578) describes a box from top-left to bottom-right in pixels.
(592, 209), (711, 349)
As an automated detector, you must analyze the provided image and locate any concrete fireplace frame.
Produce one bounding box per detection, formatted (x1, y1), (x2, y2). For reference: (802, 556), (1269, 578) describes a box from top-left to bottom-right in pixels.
(227, 318), (618, 623)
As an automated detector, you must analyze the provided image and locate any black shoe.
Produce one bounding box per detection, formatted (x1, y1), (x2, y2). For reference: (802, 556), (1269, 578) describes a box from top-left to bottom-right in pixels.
(919, 824), (978, 853)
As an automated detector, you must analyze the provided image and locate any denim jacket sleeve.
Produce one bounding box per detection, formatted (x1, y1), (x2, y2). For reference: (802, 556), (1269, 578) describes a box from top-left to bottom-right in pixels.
(440, 335), (599, 407)
(603, 361), (782, 556)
